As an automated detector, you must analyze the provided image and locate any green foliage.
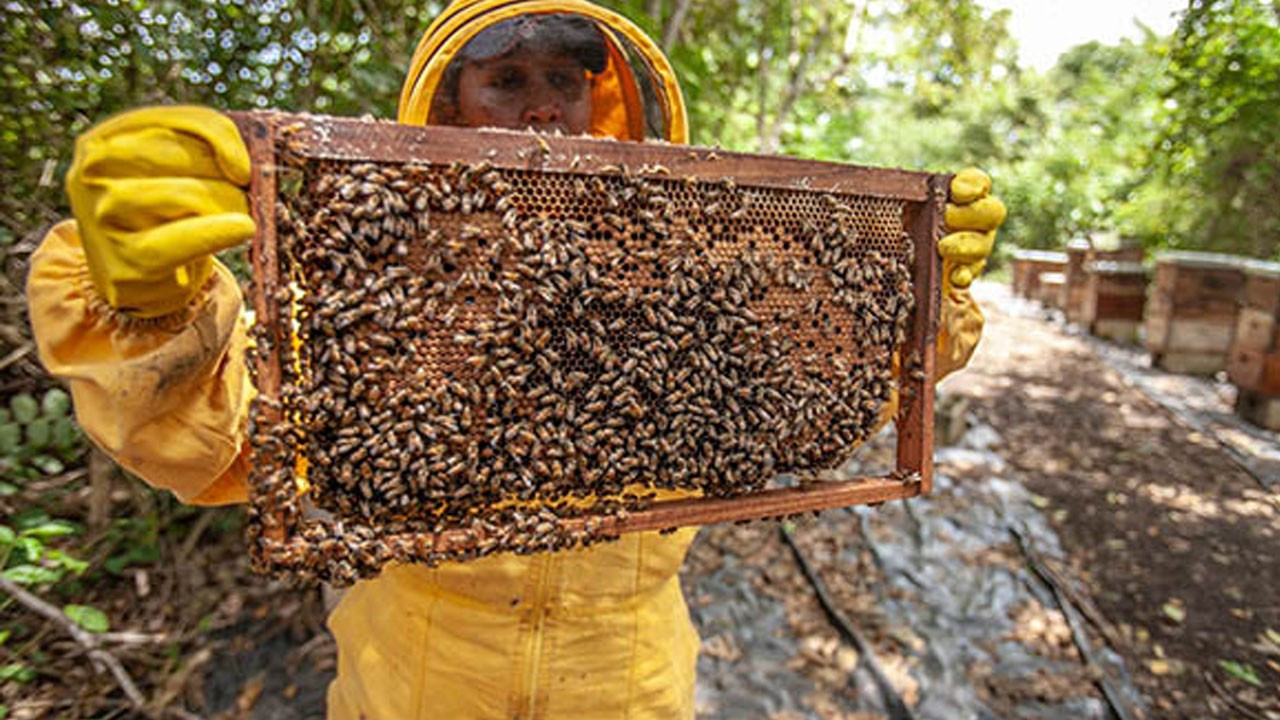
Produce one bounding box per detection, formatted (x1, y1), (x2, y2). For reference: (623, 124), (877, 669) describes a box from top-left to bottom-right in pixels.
(0, 512), (88, 587)
(0, 663), (35, 684)
(1, 0), (443, 235)
(62, 604), (110, 634)
(0, 388), (84, 483)
(1156, 0), (1280, 257)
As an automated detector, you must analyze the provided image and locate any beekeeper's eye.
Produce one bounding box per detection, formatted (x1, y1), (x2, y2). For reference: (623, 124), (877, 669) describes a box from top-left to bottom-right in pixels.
(548, 69), (582, 94)
(491, 66), (526, 91)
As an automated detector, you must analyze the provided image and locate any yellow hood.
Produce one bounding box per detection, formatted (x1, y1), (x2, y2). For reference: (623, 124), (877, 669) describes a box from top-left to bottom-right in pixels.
(398, 0), (688, 143)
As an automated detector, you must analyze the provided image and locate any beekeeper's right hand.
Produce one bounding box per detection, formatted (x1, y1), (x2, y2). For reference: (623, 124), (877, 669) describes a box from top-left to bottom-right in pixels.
(66, 105), (256, 318)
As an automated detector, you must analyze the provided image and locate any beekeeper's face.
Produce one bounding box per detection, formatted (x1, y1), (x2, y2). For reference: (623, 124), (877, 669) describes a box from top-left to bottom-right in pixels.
(455, 48), (592, 135)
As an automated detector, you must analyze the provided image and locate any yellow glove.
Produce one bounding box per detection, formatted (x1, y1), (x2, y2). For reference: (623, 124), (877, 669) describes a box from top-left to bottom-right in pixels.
(939, 168), (1006, 289)
(66, 106), (256, 318)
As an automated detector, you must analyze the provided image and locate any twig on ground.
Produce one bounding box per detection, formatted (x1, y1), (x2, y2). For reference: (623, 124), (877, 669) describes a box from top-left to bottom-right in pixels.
(1009, 525), (1139, 720)
(1202, 669), (1269, 720)
(175, 509), (216, 564)
(1025, 549), (1125, 650)
(780, 525), (917, 720)
(0, 575), (147, 711)
(151, 645), (216, 715)
(87, 447), (115, 534)
(0, 341), (33, 371)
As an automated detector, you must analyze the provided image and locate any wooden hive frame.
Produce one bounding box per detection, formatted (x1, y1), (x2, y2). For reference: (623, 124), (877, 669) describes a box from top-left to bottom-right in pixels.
(228, 111), (946, 582)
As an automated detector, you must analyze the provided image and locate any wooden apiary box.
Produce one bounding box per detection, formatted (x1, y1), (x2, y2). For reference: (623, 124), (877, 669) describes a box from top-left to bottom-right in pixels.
(229, 111), (946, 584)
(1060, 239), (1092, 323)
(1011, 249), (1067, 300)
(1081, 260), (1147, 343)
(1227, 261), (1280, 429)
(1144, 251), (1245, 375)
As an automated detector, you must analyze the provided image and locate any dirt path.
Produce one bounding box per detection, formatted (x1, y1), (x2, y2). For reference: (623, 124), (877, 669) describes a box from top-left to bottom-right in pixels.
(950, 284), (1280, 719)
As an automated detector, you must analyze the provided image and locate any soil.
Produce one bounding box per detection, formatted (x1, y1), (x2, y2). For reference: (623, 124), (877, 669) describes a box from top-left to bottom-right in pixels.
(953, 286), (1280, 720)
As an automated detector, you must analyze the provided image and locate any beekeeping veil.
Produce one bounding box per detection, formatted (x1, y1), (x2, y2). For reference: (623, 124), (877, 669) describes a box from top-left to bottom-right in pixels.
(398, 0), (688, 143)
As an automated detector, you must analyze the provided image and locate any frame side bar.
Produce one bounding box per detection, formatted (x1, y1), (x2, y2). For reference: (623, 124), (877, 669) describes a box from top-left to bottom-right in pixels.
(895, 174), (948, 494)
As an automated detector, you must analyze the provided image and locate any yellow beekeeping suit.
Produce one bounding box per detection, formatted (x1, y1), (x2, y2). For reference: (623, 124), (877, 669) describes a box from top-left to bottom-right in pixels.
(26, 2), (1001, 717)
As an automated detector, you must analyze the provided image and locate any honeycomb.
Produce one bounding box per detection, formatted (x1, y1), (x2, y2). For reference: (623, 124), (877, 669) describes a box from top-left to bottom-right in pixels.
(237, 114), (940, 585)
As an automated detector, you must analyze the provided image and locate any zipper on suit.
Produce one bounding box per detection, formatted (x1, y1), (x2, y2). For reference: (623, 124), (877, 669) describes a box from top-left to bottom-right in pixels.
(522, 553), (552, 719)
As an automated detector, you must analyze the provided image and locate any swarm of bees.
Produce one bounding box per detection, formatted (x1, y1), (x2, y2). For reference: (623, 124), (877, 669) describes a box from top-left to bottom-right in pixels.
(245, 140), (918, 585)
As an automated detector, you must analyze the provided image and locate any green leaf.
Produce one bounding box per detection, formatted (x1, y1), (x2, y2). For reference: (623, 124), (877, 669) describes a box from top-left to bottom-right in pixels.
(21, 520), (77, 539)
(1161, 602), (1185, 624)
(0, 423), (19, 455)
(9, 395), (38, 425)
(0, 483), (14, 498)
(1218, 660), (1263, 687)
(50, 417), (79, 451)
(0, 629), (9, 645)
(16, 537), (42, 563)
(63, 604), (109, 634)
(44, 549), (87, 575)
(13, 510), (50, 531)
(24, 420), (50, 450)
(0, 525), (14, 546)
(30, 455), (64, 475)
(40, 388), (70, 419)
(1, 564), (60, 585)
(0, 663), (33, 684)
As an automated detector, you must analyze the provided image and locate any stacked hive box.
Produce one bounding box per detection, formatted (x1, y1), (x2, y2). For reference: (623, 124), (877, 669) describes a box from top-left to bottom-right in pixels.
(1060, 238), (1093, 323)
(1145, 251), (1245, 374)
(1226, 261), (1280, 430)
(1010, 249), (1068, 304)
(1081, 260), (1148, 343)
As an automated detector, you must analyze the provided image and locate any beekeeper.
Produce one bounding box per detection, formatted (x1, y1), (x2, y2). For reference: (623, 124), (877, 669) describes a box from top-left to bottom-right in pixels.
(26, 1), (1005, 717)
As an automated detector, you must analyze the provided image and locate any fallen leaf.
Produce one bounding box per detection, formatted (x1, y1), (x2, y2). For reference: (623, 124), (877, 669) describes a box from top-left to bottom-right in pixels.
(236, 674), (265, 713)
(836, 647), (860, 674)
(1148, 659), (1172, 675)
(1161, 601), (1185, 624)
(1251, 630), (1280, 657)
(1218, 660), (1263, 688)
(701, 634), (742, 663)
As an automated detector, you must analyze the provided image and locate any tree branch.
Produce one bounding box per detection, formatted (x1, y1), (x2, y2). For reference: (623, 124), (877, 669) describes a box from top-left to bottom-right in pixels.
(646, 0), (662, 26)
(0, 576), (147, 711)
(662, 0), (695, 52)
(763, 13), (832, 153)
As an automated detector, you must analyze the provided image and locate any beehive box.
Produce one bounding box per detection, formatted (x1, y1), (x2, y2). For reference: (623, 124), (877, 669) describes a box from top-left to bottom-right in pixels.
(1145, 251), (1245, 375)
(1227, 261), (1280, 429)
(229, 111), (946, 584)
(1038, 271), (1067, 308)
(1010, 249), (1068, 300)
(1081, 260), (1147, 343)
(1060, 239), (1092, 323)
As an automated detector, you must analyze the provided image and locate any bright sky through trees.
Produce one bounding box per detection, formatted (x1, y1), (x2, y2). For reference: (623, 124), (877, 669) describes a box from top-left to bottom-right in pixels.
(980, 0), (1185, 70)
